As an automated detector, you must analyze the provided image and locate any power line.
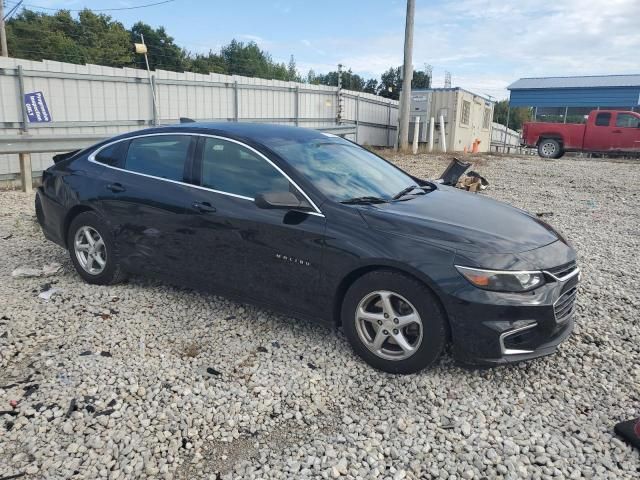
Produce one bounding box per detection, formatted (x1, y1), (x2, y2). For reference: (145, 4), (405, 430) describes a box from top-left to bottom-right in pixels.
(5, 0), (175, 12)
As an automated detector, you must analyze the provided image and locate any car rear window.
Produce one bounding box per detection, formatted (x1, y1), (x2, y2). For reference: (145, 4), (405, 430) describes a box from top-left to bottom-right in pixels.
(595, 112), (611, 126)
(94, 142), (125, 166)
(124, 135), (192, 182)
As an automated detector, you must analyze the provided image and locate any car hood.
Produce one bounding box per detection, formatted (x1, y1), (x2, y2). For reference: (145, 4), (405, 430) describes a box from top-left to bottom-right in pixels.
(358, 186), (559, 254)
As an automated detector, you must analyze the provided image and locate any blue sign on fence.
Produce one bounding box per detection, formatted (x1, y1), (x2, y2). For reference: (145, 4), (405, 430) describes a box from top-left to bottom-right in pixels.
(24, 91), (52, 123)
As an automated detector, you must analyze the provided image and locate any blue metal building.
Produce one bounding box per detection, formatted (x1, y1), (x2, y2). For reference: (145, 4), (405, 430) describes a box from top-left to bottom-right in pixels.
(507, 75), (640, 110)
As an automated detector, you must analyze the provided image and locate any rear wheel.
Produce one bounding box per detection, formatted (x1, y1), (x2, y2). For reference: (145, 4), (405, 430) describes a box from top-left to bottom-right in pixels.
(67, 211), (127, 285)
(538, 138), (562, 159)
(341, 270), (447, 374)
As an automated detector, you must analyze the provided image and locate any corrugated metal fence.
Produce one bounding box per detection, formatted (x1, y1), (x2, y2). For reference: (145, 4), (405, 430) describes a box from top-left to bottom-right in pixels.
(0, 57), (398, 179)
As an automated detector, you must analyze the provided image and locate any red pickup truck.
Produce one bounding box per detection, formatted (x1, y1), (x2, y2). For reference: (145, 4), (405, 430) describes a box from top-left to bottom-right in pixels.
(522, 110), (640, 158)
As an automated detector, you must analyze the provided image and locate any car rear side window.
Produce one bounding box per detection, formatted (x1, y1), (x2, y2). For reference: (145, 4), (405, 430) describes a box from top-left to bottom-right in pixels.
(201, 138), (289, 198)
(124, 135), (192, 182)
(595, 112), (611, 126)
(615, 113), (640, 128)
(94, 142), (125, 166)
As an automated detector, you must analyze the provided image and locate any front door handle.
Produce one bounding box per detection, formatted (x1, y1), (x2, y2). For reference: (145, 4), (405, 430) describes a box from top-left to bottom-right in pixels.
(192, 201), (216, 213)
(612, 129), (622, 133)
(106, 183), (126, 193)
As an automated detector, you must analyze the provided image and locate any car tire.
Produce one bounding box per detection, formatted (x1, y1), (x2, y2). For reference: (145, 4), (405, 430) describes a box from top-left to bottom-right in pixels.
(35, 194), (44, 227)
(67, 211), (127, 285)
(341, 270), (447, 374)
(538, 138), (562, 159)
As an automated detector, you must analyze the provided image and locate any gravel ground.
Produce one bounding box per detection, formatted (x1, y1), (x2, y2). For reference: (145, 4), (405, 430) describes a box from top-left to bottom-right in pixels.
(1, 152), (639, 479)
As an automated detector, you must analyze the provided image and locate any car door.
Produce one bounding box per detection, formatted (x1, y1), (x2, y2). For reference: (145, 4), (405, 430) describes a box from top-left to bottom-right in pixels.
(583, 111), (615, 151)
(184, 135), (327, 317)
(613, 112), (640, 151)
(92, 133), (198, 280)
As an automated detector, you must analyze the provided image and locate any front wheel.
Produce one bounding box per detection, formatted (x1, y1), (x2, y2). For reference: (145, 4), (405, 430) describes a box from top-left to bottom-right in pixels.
(341, 270), (447, 374)
(538, 138), (562, 159)
(67, 211), (127, 285)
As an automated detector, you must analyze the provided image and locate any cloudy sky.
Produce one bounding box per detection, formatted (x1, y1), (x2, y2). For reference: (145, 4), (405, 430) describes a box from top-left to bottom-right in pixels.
(7, 0), (640, 99)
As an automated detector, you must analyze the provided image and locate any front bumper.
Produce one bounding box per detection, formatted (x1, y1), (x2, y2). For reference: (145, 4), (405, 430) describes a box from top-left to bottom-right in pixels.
(445, 264), (580, 366)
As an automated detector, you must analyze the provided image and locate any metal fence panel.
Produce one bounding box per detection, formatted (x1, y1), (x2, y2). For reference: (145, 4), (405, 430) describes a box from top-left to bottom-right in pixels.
(1, 56), (398, 180)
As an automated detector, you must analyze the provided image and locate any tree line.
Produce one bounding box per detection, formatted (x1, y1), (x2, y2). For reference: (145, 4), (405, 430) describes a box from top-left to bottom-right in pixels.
(5, 8), (431, 100)
(8, 8), (529, 129)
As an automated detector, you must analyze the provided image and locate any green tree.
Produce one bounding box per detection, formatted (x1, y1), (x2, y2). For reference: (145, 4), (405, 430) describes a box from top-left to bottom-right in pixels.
(378, 67), (401, 99)
(493, 100), (532, 131)
(130, 22), (188, 71)
(363, 78), (378, 94)
(6, 9), (132, 67)
(411, 70), (431, 89)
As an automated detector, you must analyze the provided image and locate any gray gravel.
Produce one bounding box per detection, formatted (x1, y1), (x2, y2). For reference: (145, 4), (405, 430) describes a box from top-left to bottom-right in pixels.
(1, 152), (639, 479)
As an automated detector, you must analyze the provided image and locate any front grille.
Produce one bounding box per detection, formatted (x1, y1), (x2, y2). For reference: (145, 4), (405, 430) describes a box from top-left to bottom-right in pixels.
(554, 286), (578, 322)
(547, 260), (577, 279)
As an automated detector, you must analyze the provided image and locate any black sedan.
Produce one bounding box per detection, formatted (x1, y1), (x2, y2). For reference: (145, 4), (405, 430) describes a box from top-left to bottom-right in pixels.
(36, 123), (580, 373)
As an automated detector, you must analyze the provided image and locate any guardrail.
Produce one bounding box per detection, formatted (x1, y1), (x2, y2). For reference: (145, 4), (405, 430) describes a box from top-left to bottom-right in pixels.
(0, 124), (357, 192)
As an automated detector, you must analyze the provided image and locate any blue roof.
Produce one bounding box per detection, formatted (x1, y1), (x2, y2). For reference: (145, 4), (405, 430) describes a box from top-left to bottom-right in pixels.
(508, 75), (640, 90)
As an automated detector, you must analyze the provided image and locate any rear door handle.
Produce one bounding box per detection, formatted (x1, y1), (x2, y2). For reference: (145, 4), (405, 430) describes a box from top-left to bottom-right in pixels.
(106, 183), (126, 193)
(192, 201), (216, 213)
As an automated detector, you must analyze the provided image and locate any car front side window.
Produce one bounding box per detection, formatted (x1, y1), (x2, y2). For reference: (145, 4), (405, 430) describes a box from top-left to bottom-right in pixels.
(200, 137), (290, 198)
(615, 113), (640, 128)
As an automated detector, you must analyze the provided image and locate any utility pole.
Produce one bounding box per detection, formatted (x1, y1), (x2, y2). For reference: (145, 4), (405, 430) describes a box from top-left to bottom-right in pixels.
(136, 34), (159, 125)
(337, 63), (343, 124)
(0, 1), (9, 57)
(398, 0), (415, 151)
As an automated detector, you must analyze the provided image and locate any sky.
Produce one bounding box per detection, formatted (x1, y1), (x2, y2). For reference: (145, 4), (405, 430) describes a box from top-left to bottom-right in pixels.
(6, 0), (640, 99)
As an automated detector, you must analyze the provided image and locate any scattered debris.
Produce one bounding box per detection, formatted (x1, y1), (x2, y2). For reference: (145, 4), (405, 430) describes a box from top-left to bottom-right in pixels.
(437, 158), (489, 193)
(536, 212), (554, 218)
(271, 341), (281, 348)
(206, 367), (221, 376)
(0, 472), (27, 480)
(307, 362), (318, 370)
(95, 408), (115, 417)
(22, 384), (39, 398)
(12, 262), (63, 278)
(256, 346), (268, 353)
(38, 287), (60, 302)
(99, 351), (112, 357)
(9, 400), (18, 409)
(107, 399), (117, 407)
(79, 351), (92, 356)
(456, 171), (489, 193)
(439, 158), (471, 185)
(66, 399), (78, 417)
(2, 233), (13, 240)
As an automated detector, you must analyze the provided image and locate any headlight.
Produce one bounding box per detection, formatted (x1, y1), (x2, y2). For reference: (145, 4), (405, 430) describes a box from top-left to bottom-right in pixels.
(455, 266), (545, 292)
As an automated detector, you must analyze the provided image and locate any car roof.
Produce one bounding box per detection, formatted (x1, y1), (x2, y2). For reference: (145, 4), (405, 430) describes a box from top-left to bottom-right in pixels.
(116, 122), (332, 144)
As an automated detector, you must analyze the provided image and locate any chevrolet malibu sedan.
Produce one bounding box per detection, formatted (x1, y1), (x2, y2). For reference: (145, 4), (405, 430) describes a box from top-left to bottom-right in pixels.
(36, 123), (580, 373)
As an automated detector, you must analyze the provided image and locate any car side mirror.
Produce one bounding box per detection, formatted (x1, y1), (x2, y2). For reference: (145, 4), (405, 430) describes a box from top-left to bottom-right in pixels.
(255, 191), (312, 211)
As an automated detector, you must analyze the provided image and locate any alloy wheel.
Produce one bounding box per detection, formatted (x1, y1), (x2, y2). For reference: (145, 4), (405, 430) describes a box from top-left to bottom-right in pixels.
(355, 290), (423, 361)
(74, 226), (107, 275)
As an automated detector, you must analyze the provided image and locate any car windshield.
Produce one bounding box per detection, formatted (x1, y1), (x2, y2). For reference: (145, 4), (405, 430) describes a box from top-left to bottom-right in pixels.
(264, 136), (416, 202)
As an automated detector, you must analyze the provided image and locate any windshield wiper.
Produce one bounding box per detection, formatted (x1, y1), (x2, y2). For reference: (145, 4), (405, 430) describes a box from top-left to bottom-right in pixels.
(340, 196), (389, 205)
(392, 185), (427, 200)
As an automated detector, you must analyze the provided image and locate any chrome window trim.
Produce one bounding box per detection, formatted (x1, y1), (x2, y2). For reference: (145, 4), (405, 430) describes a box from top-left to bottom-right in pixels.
(543, 266), (580, 283)
(87, 132), (325, 218)
(499, 322), (537, 355)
